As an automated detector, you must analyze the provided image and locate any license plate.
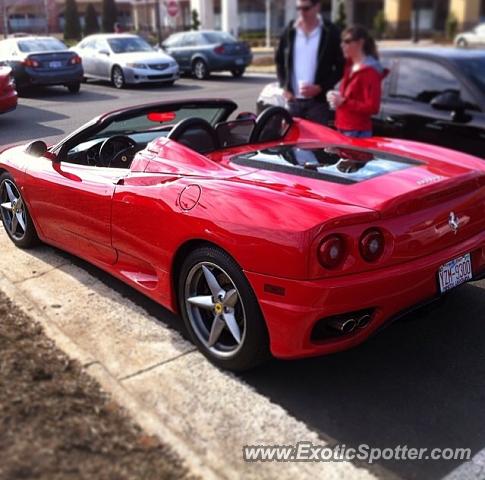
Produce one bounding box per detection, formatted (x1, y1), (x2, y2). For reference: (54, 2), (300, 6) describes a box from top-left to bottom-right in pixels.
(49, 61), (62, 68)
(235, 58), (244, 65)
(438, 253), (472, 293)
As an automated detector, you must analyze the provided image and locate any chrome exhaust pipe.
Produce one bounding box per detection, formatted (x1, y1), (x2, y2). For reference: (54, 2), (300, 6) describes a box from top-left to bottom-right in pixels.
(356, 314), (372, 329)
(328, 317), (357, 334)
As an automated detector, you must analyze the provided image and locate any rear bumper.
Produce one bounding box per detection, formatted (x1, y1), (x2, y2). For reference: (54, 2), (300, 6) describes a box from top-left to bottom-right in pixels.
(123, 66), (179, 84)
(0, 89), (17, 113)
(209, 54), (252, 71)
(19, 66), (83, 87)
(246, 231), (485, 359)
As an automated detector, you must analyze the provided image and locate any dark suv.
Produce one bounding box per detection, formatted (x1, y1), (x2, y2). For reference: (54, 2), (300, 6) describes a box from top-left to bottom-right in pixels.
(0, 36), (83, 94)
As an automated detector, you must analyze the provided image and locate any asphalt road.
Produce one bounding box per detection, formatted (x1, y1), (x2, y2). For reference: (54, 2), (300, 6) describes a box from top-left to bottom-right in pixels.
(0, 73), (273, 147)
(1, 75), (485, 480)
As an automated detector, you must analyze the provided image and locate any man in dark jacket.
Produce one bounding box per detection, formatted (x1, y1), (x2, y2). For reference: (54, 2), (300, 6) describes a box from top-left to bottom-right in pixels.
(275, 0), (344, 125)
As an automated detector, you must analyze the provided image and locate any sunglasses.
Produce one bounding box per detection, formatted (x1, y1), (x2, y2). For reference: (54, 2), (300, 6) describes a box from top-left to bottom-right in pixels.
(296, 5), (313, 11)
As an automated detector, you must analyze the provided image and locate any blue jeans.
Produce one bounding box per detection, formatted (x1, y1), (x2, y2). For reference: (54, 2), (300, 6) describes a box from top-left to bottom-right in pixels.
(339, 129), (372, 138)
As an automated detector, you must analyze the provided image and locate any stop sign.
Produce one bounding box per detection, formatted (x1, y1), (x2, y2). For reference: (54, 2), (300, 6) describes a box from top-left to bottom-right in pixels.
(167, 0), (179, 17)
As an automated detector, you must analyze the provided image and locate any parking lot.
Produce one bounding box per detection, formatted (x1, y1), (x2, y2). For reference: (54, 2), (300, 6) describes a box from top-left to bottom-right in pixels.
(1, 74), (485, 480)
(0, 74), (272, 146)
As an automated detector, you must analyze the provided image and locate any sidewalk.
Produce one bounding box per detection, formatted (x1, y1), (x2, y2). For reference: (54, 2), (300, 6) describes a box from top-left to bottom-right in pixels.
(0, 233), (383, 480)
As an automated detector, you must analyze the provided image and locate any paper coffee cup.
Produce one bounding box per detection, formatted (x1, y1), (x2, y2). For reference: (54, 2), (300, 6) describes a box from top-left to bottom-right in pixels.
(298, 80), (308, 97)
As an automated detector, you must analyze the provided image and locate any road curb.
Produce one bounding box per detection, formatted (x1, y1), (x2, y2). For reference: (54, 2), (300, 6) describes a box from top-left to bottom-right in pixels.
(0, 236), (382, 480)
(0, 270), (220, 480)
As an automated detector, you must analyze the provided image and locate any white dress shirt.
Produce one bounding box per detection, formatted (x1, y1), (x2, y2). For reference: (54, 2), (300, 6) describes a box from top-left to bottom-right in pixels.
(291, 19), (322, 99)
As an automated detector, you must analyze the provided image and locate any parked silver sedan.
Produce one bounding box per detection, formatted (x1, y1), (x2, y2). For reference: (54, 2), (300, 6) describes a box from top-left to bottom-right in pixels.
(73, 34), (179, 88)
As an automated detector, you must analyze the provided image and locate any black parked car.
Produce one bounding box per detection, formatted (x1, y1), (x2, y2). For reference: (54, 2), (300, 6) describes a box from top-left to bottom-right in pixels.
(0, 36), (83, 94)
(257, 48), (485, 158)
(374, 48), (485, 158)
(161, 30), (252, 80)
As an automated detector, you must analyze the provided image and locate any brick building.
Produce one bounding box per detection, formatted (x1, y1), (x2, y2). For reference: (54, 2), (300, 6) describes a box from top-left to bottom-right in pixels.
(1, 0), (484, 38)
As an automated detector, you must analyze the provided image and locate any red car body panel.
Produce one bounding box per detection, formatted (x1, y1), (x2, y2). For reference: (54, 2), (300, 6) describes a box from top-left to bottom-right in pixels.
(1, 102), (484, 359)
(0, 67), (17, 114)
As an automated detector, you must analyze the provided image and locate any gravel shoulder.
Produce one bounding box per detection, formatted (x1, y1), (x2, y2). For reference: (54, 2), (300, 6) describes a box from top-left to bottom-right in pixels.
(0, 290), (194, 480)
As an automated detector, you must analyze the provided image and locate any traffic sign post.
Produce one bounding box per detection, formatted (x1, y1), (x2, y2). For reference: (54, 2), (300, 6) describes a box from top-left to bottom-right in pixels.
(167, 0), (179, 17)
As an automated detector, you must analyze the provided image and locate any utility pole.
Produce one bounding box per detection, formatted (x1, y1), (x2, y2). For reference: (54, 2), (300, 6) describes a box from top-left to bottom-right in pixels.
(265, 0), (270, 48)
(44, 0), (48, 34)
(154, 0), (161, 46)
(412, 0), (420, 43)
(2, 0), (9, 38)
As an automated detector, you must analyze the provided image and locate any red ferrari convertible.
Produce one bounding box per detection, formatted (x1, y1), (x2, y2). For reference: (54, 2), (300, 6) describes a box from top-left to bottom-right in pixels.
(1, 99), (484, 370)
(0, 67), (17, 114)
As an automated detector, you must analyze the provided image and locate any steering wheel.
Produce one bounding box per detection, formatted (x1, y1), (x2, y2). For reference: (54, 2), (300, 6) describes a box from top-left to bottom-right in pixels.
(98, 135), (137, 168)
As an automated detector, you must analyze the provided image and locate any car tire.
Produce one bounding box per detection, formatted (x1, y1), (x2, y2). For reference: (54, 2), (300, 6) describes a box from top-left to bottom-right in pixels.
(111, 66), (126, 89)
(67, 82), (81, 93)
(192, 59), (209, 80)
(0, 173), (39, 249)
(178, 246), (270, 371)
(457, 38), (468, 48)
(231, 68), (245, 78)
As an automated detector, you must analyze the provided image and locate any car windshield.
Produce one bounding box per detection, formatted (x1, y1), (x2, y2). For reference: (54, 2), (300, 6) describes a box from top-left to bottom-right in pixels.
(202, 32), (236, 44)
(93, 105), (230, 140)
(107, 37), (153, 54)
(455, 57), (485, 93)
(18, 38), (67, 52)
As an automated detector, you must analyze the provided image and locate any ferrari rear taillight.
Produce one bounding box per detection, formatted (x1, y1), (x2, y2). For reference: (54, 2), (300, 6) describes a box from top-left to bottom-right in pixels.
(318, 235), (347, 269)
(23, 58), (40, 68)
(360, 228), (385, 262)
(214, 44), (225, 54)
(69, 55), (82, 65)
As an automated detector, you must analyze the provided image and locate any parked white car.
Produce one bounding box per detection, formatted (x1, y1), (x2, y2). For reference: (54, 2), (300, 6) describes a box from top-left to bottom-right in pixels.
(72, 34), (179, 88)
(455, 23), (485, 48)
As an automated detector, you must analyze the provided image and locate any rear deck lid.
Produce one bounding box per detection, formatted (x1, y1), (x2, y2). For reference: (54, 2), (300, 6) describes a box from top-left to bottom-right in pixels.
(230, 143), (485, 214)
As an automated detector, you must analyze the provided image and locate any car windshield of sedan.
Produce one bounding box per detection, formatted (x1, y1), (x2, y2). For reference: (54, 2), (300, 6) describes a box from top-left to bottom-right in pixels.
(18, 38), (67, 52)
(455, 57), (485, 93)
(107, 37), (153, 54)
(202, 32), (236, 44)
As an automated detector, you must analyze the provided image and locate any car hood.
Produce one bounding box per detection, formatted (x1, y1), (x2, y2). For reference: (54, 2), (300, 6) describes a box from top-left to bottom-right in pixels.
(112, 51), (175, 64)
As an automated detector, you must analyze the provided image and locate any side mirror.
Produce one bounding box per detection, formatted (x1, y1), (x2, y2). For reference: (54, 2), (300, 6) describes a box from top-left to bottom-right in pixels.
(430, 91), (466, 112)
(24, 140), (47, 157)
(98, 49), (110, 56)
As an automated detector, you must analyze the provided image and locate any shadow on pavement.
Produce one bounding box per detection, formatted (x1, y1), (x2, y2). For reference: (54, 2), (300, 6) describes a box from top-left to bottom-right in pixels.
(0, 104), (67, 144)
(84, 80), (204, 94)
(240, 282), (485, 480)
(19, 86), (118, 102)
(10, 242), (485, 480)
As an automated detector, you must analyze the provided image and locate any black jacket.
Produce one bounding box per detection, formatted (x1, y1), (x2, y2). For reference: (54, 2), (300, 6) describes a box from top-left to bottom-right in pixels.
(275, 19), (345, 100)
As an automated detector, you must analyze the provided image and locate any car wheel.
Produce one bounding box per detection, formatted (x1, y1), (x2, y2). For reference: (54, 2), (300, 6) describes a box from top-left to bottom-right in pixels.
(231, 68), (245, 78)
(192, 59), (209, 80)
(0, 173), (39, 249)
(178, 246), (270, 371)
(67, 82), (81, 93)
(111, 66), (126, 89)
(457, 38), (468, 48)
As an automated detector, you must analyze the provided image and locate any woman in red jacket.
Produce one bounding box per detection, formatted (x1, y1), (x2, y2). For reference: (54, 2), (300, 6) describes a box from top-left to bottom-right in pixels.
(328, 25), (387, 138)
